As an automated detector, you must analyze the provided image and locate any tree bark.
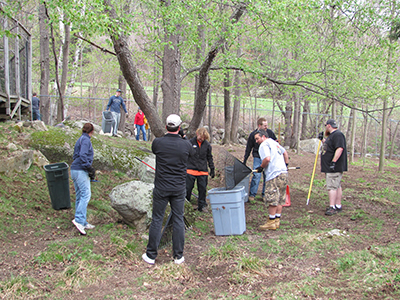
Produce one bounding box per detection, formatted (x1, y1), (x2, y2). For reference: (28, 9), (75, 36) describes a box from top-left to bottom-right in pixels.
(301, 100), (309, 139)
(161, 31), (181, 122)
(222, 70), (231, 144)
(349, 108), (356, 163)
(118, 74), (127, 131)
(104, 0), (164, 137)
(187, 3), (247, 137)
(39, 4), (50, 124)
(58, 22), (70, 122)
(291, 92), (300, 149)
(230, 47), (241, 143)
(283, 98), (292, 147)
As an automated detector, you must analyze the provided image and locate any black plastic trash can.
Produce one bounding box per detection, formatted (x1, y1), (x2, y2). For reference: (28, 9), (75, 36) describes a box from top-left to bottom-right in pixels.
(102, 111), (115, 134)
(44, 162), (71, 210)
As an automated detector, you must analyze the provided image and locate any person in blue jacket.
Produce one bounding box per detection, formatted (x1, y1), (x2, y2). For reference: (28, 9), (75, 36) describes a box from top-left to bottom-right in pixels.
(32, 92), (41, 121)
(106, 89), (128, 136)
(70, 123), (96, 235)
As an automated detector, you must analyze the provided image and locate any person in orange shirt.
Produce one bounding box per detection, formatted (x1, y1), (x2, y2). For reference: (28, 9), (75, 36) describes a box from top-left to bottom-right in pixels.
(186, 127), (215, 212)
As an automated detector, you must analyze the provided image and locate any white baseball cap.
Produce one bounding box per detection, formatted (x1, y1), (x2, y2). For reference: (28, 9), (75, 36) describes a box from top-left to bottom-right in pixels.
(166, 114), (182, 127)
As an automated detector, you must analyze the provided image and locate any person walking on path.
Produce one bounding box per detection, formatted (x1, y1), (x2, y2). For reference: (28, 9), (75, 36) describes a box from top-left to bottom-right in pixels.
(142, 114), (193, 265)
(70, 123), (96, 235)
(32, 92), (41, 121)
(319, 119), (348, 216)
(254, 129), (289, 231)
(134, 107), (147, 141)
(243, 118), (277, 203)
(106, 89), (128, 137)
(186, 127), (215, 212)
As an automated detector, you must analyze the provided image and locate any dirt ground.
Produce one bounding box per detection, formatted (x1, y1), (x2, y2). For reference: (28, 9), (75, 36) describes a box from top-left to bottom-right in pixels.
(2, 142), (400, 299)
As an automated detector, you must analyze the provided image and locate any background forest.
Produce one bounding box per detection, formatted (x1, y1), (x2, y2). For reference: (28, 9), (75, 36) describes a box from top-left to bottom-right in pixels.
(2, 0), (400, 170)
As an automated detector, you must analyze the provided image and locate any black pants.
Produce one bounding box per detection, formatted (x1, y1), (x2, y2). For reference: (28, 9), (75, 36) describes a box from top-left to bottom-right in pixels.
(186, 174), (208, 209)
(146, 188), (185, 260)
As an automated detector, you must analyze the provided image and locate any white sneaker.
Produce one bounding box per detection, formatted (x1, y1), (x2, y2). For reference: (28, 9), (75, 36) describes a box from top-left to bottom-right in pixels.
(84, 223), (95, 229)
(72, 219), (86, 235)
(174, 256), (185, 264)
(142, 253), (155, 265)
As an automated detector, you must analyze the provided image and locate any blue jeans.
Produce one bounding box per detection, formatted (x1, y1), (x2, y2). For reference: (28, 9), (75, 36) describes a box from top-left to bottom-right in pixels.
(146, 188), (185, 260)
(71, 169), (91, 226)
(249, 157), (266, 197)
(111, 112), (121, 135)
(136, 124), (147, 141)
(33, 109), (41, 121)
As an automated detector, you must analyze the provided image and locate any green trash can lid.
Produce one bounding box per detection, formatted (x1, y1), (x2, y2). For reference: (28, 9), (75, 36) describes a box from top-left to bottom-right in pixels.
(44, 162), (69, 171)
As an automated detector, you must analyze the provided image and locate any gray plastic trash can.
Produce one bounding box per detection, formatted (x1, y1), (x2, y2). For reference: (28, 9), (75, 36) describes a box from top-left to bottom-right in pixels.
(44, 162), (71, 210)
(235, 173), (251, 202)
(102, 111), (115, 134)
(208, 186), (246, 236)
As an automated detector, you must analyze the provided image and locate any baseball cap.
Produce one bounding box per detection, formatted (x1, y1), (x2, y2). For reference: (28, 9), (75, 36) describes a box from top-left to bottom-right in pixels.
(325, 119), (338, 128)
(166, 114), (182, 127)
(116, 89), (122, 93)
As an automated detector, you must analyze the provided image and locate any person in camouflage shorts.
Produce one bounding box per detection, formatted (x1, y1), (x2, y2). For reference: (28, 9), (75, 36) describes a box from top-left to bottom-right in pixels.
(254, 130), (289, 230)
(264, 173), (288, 207)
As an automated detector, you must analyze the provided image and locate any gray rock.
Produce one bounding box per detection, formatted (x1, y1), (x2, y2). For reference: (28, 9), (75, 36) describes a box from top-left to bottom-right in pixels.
(110, 180), (154, 232)
(31, 121), (48, 131)
(0, 150), (34, 173)
(6, 143), (18, 151)
(138, 155), (155, 183)
(299, 138), (320, 154)
(238, 137), (247, 145)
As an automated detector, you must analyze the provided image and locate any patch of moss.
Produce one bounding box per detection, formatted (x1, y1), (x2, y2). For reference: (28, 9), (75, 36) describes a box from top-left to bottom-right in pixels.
(29, 126), (150, 174)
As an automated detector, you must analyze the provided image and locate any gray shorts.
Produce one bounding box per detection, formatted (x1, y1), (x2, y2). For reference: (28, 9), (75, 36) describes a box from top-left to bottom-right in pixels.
(326, 172), (343, 190)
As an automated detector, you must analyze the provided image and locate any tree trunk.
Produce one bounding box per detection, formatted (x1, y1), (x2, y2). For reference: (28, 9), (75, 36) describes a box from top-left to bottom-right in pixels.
(161, 32), (181, 122)
(283, 98), (292, 147)
(349, 108), (356, 163)
(230, 47), (241, 143)
(362, 109), (369, 166)
(118, 74), (127, 131)
(187, 3), (247, 137)
(291, 91), (300, 149)
(66, 39), (83, 97)
(103, 0), (165, 137)
(222, 71), (231, 144)
(39, 4), (50, 124)
(389, 121), (399, 159)
(301, 100), (309, 140)
(58, 23), (70, 122)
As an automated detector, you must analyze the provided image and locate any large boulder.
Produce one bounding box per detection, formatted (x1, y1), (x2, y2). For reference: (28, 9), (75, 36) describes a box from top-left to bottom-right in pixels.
(30, 125), (150, 175)
(109, 180), (153, 232)
(299, 138), (321, 154)
(0, 149), (49, 173)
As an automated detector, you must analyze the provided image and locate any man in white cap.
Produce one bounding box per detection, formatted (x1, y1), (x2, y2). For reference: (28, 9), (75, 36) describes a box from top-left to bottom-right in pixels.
(142, 114), (193, 265)
(106, 89), (128, 136)
(320, 119), (347, 216)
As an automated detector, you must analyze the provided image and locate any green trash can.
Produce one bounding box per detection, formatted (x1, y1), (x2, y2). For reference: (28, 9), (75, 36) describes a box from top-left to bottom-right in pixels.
(44, 162), (71, 210)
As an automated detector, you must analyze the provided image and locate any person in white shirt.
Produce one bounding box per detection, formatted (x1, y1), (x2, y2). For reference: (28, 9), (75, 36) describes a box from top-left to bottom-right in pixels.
(254, 129), (289, 230)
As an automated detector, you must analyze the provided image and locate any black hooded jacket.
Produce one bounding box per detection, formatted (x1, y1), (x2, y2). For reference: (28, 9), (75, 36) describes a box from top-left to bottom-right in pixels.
(186, 137), (214, 173)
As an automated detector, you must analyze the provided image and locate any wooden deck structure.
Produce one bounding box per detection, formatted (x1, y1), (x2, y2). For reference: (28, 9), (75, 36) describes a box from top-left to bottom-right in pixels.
(0, 14), (32, 120)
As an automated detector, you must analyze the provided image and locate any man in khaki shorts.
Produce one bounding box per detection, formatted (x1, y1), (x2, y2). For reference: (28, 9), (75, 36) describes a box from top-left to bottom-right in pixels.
(318, 119), (348, 216)
(254, 130), (289, 230)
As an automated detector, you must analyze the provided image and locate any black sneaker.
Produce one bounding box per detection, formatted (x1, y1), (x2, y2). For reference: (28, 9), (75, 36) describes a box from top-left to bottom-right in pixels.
(325, 207), (337, 216)
(335, 206), (342, 212)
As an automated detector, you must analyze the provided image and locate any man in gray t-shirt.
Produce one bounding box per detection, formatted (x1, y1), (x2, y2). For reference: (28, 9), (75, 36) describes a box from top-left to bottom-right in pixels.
(254, 130), (289, 231)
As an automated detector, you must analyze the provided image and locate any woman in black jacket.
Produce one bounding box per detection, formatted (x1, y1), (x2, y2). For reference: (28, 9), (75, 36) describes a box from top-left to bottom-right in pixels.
(186, 127), (215, 212)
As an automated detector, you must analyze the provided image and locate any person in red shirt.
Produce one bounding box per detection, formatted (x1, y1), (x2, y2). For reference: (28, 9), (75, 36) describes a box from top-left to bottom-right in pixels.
(134, 107), (147, 141)
(186, 127), (215, 212)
